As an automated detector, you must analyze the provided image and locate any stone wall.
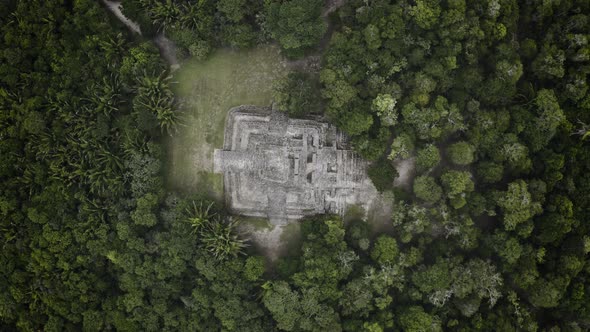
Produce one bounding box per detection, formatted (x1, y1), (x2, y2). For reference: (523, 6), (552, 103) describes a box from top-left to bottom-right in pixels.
(214, 106), (378, 224)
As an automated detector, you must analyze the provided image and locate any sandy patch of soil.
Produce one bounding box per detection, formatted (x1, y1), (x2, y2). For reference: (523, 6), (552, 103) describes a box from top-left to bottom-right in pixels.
(239, 223), (301, 261)
(393, 157), (416, 190)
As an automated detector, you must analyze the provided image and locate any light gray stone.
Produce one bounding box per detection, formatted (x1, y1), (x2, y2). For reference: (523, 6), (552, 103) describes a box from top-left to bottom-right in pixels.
(214, 106), (378, 225)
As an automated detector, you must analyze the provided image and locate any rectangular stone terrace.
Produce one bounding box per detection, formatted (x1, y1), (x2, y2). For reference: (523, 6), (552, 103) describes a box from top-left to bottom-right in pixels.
(213, 105), (377, 225)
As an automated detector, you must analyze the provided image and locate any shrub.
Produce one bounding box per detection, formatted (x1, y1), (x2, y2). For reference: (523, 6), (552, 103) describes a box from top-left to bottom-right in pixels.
(413, 175), (442, 203)
(368, 159), (398, 192)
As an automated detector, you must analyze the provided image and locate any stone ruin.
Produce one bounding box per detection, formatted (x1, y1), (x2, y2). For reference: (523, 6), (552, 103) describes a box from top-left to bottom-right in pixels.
(213, 105), (378, 225)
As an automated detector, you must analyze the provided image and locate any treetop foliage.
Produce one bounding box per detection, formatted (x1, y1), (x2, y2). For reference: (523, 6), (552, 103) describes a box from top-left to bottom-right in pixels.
(1, 0), (590, 331)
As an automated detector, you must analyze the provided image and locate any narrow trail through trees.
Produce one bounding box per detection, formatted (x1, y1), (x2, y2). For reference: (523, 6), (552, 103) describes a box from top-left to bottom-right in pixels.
(102, 0), (180, 70)
(102, 0), (348, 73)
(285, 0), (348, 72)
(322, 0), (346, 18)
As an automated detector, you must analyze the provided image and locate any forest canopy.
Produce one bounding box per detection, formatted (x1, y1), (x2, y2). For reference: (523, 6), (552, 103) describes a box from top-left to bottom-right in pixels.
(1, 0), (590, 331)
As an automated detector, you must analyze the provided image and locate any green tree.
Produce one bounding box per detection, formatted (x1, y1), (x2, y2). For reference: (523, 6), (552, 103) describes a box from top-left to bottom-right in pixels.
(399, 306), (438, 332)
(222, 23), (257, 48)
(340, 110), (374, 136)
(476, 161), (504, 183)
(368, 159), (398, 192)
(217, 0), (248, 23)
(412, 258), (454, 298)
(528, 277), (568, 308)
(410, 0), (441, 30)
(363, 24), (382, 50)
(134, 72), (180, 134)
(389, 132), (415, 160)
(274, 72), (322, 117)
(447, 141), (475, 166)
(499, 141), (531, 173)
(261, 281), (301, 331)
(416, 144), (441, 173)
(392, 203), (430, 243)
(535, 195), (575, 244)
(352, 128), (391, 161)
(293, 217), (356, 302)
(441, 170), (474, 209)
(199, 218), (248, 259)
(320, 69), (357, 109)
(413, 175), (442, 204)
(244, 256), (266, 281)
(131, 193), (159, 227)
(371, 93), (398, 126)
(496, 180), (542, 232)
(531, 45), (565, 79)
(524, 89), (566, 152)
(370, 235), (399, 265)
(265, 0), (327, 57)
(492, 231), (523, 265)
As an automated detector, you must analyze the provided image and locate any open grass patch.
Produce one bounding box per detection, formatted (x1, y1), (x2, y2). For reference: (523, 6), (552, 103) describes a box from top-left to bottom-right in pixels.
(166, 45), (287, 197)
(279, 222), (302, 253)
(240, 217), (273, 231)
(366, 191), (396, 235)
(343, 204), (366, 224)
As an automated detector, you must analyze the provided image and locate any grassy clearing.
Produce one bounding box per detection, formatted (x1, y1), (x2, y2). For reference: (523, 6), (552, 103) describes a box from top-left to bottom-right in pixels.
(165, 45), (287, 198)
(367, 192), (396, 235)
(240, 217), (273, 231)
(343, 204), (366, 224)
(279, 222), (302, 253)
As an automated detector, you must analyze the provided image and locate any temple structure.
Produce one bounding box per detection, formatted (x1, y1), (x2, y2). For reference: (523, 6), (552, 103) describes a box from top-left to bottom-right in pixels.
(213, 106), (378, 225)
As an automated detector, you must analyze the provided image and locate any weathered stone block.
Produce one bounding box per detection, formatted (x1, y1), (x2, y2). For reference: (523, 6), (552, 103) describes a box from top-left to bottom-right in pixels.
(214, 106), (377, 224)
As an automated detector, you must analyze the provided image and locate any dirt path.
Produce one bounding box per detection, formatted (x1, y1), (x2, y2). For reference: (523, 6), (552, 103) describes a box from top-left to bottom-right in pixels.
(103, 0), (140, 34)
(285, 55), (322, 72)
(153, 34), (180, 70)
(238, 222), (302, 262)
(102, 0), (180, 70)
(103, 0), (347, 73)
(322, 0), (346, 17)
(242, 225), (286, 262)
(393, 157), (416, 190)
(284, 0), (347, 72)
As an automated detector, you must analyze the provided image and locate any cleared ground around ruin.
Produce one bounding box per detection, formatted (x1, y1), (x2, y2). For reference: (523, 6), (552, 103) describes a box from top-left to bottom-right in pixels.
(166, 45), (287, 198)
(165, 44), (397, 259)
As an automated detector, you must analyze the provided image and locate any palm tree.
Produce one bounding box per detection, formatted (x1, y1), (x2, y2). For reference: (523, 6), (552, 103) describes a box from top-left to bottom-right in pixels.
(185, 201), (249, 259)
(99, 33), (126, 62)
(571, 120), (590, 141)
(179, 2), (210, 31)
(85, 75), (123, 117)
(186, 201), (216, 233)
(200, 217), (249, 259)
(136, 92), (180, 134)
(134, 71), (181, 134)
(150, 0), (181, 32)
